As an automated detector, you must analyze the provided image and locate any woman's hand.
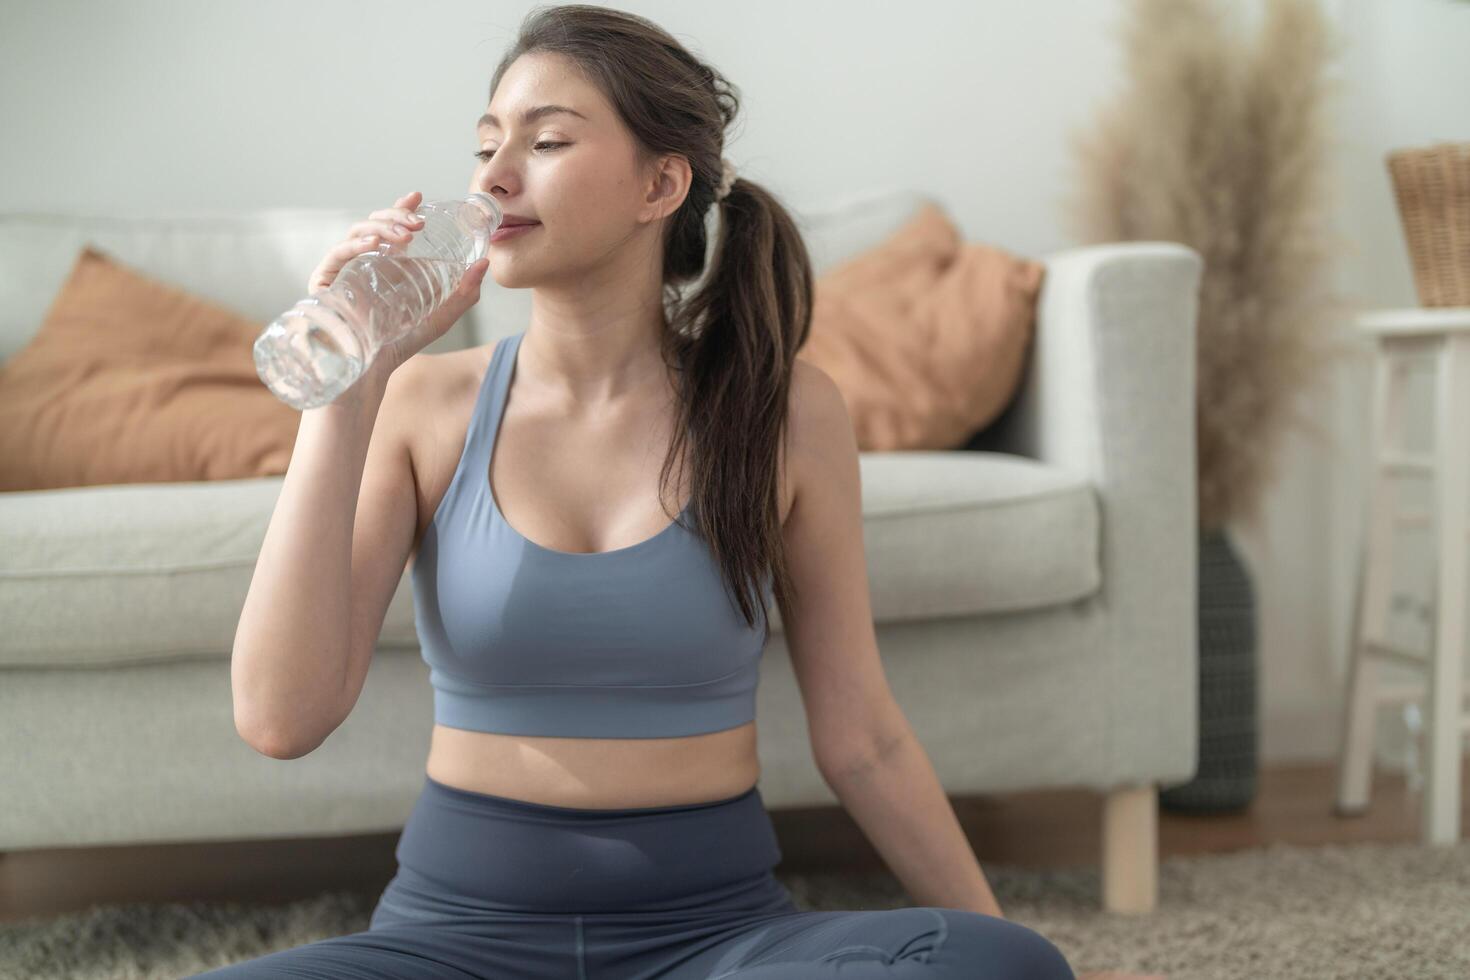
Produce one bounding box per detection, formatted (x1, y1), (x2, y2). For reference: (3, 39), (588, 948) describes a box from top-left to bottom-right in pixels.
(306, 190), (492, 376)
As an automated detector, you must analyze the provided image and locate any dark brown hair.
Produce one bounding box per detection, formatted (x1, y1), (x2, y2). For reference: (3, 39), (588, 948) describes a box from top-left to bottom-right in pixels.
(489, 5), (814, 639)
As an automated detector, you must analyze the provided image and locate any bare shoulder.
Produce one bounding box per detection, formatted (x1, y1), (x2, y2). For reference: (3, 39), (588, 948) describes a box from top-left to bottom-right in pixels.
(390, 347), (494, 556)
(788, 360), (854, 458)
(393, 347), (488, 455)
(382, 352), (441, 469)
(789, 359), (847, 431)
(784, 360), (856, 519)
(393, 345), (484, 398)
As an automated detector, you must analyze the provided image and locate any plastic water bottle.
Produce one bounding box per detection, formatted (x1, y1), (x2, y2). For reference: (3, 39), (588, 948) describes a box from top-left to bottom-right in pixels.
(254, 192), (503, 410)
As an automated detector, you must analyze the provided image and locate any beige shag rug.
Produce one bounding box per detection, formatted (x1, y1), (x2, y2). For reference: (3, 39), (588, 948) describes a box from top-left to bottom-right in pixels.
(2, 838), (1466, 979)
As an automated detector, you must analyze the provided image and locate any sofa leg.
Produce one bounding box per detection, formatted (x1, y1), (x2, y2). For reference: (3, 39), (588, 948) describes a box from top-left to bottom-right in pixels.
(1101, 783), (1158, 914)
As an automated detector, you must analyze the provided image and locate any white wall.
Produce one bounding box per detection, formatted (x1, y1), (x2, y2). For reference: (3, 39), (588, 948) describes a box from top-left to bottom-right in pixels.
(1256, 0), (1470, 773)
(3, 0), (1466, 769)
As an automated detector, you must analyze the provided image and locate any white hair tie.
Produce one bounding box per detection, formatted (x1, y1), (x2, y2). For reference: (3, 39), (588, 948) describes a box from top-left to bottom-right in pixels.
(714, 156), (737, 202)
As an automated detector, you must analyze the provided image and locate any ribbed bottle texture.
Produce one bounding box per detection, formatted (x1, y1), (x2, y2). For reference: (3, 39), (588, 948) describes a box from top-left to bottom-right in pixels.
(255, 192), (502, 410)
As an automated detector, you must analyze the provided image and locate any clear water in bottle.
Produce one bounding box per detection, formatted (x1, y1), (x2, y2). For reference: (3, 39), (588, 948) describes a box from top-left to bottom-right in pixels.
(255, 192), (502, 410)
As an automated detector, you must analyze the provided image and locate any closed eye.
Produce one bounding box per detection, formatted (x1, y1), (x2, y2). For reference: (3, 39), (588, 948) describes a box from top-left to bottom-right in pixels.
(473, 142), (566, 162)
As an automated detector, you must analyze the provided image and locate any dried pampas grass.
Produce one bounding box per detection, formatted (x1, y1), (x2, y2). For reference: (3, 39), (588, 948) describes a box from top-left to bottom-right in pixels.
(1066, 0), (1356, 532)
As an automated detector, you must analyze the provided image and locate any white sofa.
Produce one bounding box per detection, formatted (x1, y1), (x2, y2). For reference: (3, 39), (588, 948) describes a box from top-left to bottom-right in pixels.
(0, 189), (1202, 915)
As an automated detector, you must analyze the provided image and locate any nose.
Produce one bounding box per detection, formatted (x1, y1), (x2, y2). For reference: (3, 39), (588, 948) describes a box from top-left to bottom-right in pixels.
(474, 153), (519, 197)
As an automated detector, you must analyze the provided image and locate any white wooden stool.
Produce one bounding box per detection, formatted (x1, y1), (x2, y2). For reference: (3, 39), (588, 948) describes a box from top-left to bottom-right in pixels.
(1335, 307), (1470, 845)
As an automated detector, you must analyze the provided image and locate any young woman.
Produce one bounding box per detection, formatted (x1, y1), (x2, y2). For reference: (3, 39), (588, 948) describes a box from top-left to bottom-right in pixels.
(216, 5), (1149, 977)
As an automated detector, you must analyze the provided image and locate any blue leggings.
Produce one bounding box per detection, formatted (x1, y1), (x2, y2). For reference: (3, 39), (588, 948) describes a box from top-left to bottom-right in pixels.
(189, 774), (1076, 978)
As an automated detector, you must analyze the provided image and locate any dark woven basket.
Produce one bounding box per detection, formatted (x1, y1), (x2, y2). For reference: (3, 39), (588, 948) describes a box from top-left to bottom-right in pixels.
(1160, 526), (1260, 813)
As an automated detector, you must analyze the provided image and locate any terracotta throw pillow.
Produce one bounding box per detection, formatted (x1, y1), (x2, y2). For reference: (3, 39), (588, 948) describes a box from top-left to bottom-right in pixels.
(798, 202), (1045, 451)
(0, 245), (300, 491)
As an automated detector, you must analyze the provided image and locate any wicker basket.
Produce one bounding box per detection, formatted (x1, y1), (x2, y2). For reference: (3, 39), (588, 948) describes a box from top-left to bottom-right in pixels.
(1386, 141), (1470, 308)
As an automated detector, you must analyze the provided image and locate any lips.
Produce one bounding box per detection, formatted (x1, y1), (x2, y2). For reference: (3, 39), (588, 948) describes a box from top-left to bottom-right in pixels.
(489, 222), (541, 244)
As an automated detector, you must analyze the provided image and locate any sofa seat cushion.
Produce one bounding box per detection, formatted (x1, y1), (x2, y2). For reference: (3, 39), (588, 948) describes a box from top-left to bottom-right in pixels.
(855, 451), (1100, 624)
(0, 451), (1098, 669)
(0, 477), (419, 669)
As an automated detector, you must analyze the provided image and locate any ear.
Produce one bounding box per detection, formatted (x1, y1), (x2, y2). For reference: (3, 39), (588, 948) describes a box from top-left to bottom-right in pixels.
(640, 152), (692, 223)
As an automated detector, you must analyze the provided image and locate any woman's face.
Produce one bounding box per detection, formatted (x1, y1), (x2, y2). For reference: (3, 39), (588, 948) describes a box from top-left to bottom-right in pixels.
(469, 52), (681, 290)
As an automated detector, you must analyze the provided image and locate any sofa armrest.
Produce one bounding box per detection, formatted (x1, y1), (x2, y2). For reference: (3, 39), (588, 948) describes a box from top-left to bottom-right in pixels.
(971, 241), (1201, 478)
(967, 240), (1204, 783)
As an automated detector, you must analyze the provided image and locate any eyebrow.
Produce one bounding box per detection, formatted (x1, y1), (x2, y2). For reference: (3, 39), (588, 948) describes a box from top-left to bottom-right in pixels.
(477, 104), (588, 130)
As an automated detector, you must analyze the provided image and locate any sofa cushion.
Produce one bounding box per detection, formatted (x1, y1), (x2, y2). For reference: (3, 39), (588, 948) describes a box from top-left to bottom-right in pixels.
(798, 201), (1044, 451)
(0, 452), (1099, 669)
(0, 245), (305, 491)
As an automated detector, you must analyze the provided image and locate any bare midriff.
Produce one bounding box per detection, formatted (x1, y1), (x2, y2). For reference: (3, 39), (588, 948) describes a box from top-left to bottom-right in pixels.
(408, 342), (792, 811)
(425, 721), (762, 809)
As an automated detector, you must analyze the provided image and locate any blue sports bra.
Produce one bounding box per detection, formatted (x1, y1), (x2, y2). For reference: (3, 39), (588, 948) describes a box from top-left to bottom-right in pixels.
(410, 329), (774, 738)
